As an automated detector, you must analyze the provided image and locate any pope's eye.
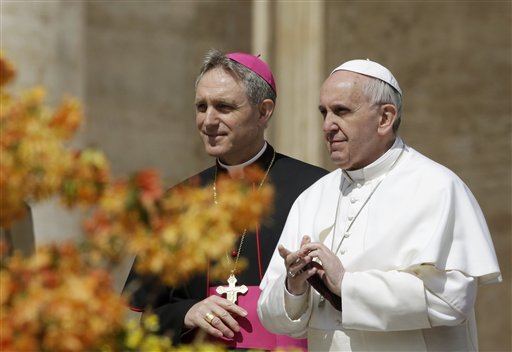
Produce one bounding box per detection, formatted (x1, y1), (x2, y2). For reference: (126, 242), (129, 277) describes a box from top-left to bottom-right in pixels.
(319, 108), (327, 119)
(333, 107), (350, 116)
(195, 103), (206, 112)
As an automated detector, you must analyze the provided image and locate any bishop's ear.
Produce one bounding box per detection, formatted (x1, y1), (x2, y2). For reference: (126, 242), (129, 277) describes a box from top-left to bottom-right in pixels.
(377, 104), (397, 135)
(258, 99), (274, 127)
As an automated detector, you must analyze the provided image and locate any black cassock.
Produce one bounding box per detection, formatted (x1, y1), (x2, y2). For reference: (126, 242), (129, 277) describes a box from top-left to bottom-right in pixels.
(123, 143), (328, 344)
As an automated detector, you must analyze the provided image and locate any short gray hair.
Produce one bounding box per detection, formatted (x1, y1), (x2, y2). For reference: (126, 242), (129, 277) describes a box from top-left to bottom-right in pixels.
(362, 78), (402, 132)
(195, 49), (276, 106)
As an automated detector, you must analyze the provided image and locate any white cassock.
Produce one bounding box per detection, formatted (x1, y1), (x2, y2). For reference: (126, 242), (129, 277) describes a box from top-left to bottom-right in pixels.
(258, 137), (501, 352)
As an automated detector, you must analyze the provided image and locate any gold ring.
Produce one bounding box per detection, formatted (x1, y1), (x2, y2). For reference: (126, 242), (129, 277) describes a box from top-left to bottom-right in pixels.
(204, 311), (216, 324)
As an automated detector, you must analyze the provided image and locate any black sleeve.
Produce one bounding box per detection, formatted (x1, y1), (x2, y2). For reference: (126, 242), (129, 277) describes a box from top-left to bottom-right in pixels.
(122, 260), (170, 311)
(153, 296), (198, 344)
(122, 264), (202, 345)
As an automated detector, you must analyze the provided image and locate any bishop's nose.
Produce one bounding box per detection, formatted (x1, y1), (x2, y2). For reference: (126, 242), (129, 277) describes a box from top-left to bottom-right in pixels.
(203, 107), (219, 126)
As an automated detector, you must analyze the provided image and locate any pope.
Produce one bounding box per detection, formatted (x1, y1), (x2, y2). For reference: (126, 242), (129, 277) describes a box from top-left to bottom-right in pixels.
(258, 59), (502, 351)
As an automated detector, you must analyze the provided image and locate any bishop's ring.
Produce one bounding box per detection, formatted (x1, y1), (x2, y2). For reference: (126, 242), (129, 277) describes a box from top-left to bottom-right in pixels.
(204, 311), (216, 324)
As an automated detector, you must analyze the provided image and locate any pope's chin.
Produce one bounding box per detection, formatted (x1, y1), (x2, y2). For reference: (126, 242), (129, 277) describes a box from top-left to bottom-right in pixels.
(329, 151), (348, 168)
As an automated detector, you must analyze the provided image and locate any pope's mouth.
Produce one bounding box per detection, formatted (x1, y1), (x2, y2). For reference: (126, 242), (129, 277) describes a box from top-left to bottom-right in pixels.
(329, 139), (346, 146)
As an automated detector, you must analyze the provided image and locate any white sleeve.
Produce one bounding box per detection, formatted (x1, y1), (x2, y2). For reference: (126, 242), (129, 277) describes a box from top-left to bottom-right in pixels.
(414, 265), (477, 327)
(258, 199), (311, 338)
(284, 282), (310, 320)
(342, 265), (477, 331)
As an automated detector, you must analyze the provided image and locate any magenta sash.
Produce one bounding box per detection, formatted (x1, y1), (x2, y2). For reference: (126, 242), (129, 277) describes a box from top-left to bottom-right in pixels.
(207, 286), (307, 350)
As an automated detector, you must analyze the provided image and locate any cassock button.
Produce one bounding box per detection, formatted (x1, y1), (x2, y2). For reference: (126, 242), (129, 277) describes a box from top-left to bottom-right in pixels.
(350, 197), (357, 203)
(340, 249), (346, 255)
(344, 232), (351, 238)
(231, 250), (238, 257)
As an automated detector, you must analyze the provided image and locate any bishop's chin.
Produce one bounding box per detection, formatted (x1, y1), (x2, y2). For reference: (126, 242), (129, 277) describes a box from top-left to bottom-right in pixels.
(204, 144), (225, 158)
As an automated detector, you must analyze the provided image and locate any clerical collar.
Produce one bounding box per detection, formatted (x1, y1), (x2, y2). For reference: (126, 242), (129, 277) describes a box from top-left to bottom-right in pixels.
(343, 137), (405, 183)
(217, 142), (268, 177)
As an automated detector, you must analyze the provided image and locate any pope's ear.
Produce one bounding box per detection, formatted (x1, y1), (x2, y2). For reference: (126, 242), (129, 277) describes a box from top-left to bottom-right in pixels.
(259, 99), (274, 126)
(378, 104), (397, 135)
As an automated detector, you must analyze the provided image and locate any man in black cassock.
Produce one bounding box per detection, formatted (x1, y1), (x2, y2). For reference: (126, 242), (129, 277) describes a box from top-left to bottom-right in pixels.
(123, 49), (327, 349)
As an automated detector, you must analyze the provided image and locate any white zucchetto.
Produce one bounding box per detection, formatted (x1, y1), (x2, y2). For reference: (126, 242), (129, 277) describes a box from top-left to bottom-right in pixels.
(331, 59), (402, 95)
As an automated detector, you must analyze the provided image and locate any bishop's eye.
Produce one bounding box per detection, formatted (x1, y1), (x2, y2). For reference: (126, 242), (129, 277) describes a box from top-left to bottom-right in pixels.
(217, 103), (234, 113)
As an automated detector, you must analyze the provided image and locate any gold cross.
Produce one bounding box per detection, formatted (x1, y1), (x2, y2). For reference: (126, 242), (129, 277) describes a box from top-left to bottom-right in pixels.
(216, 273), (248, 304)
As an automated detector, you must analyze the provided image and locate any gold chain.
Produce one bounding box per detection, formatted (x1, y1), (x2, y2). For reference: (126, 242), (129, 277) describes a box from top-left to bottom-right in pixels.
(213, 150), (276, 274)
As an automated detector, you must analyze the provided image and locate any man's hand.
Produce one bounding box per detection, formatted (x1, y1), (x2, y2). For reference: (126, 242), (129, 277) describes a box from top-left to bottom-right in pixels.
(184, 295), (248, 339)
(299, 240), (345, 296)
(278, 235), (319, 295)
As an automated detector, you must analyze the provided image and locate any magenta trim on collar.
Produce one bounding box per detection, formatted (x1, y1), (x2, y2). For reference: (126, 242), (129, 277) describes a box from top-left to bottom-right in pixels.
(226, 52), (277, 94)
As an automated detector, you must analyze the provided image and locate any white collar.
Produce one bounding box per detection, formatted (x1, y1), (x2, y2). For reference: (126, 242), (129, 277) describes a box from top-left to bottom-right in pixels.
(218, 142), (268, 177)
(343, 137), (404, 183)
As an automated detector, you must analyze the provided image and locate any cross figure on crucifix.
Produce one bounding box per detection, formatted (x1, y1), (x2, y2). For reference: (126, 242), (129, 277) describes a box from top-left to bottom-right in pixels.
(216, 273), (248, 304)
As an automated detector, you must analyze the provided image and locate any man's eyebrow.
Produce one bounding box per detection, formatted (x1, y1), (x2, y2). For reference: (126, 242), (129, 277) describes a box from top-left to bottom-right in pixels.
(194, 97), (237, 106)
(332, 103), (352, 111)
(217, 97), (236, 103)
(318, 103), (350, 111)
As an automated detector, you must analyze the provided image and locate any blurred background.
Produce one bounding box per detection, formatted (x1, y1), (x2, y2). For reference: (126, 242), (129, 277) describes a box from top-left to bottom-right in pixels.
(2, 1), (510, 350)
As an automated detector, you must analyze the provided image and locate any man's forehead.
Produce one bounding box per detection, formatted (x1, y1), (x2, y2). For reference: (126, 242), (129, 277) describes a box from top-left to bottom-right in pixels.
(195, 69), (247, 102)
(320, 72), (370, 105)
(197, 69), (243, 92)
(321, 71), (366, 95)
(199, 67), (240, 84)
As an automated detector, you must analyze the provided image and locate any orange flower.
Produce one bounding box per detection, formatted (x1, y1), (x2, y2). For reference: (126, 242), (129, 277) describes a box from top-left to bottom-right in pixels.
(1, 54), (274, 350)
(0, 74), (81, 227)
(48, 98), (82, 140)
(135, 168), (164, 205)
(0, 53), (15, 87)
(1, 244), (127, 351)
(60, 149), (111, 207)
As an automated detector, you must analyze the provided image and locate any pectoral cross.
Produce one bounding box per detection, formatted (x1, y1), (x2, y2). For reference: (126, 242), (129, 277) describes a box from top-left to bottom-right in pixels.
(216, 273), (248, 304)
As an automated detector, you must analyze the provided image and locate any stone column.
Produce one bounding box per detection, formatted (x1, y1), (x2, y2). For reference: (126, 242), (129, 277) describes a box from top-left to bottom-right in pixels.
(266, 1), (326, 167)
(1, 1), (86, 246)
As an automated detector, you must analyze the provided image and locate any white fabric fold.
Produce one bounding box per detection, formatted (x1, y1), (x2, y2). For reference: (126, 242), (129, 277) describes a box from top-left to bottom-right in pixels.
(258, 138), (501, 351)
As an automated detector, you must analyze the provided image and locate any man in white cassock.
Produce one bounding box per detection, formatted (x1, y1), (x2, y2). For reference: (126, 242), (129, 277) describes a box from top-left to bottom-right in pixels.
(257, 59), (502, 351)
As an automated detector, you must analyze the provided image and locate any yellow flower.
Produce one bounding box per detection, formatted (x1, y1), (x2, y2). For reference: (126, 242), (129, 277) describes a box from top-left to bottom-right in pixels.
(125, 327), (144, 349)
(142, 313), (160, 332)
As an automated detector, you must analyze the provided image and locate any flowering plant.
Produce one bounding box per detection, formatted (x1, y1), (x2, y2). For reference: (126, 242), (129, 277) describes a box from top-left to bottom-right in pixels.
(0, 53), (273, 351)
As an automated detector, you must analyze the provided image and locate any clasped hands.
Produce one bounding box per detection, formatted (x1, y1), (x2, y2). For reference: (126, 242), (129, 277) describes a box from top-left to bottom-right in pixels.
(279, 235), (345, 297)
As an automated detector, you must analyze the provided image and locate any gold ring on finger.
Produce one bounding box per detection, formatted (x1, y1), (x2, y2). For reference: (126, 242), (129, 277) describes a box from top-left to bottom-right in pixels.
(204, 311), (216, 324)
